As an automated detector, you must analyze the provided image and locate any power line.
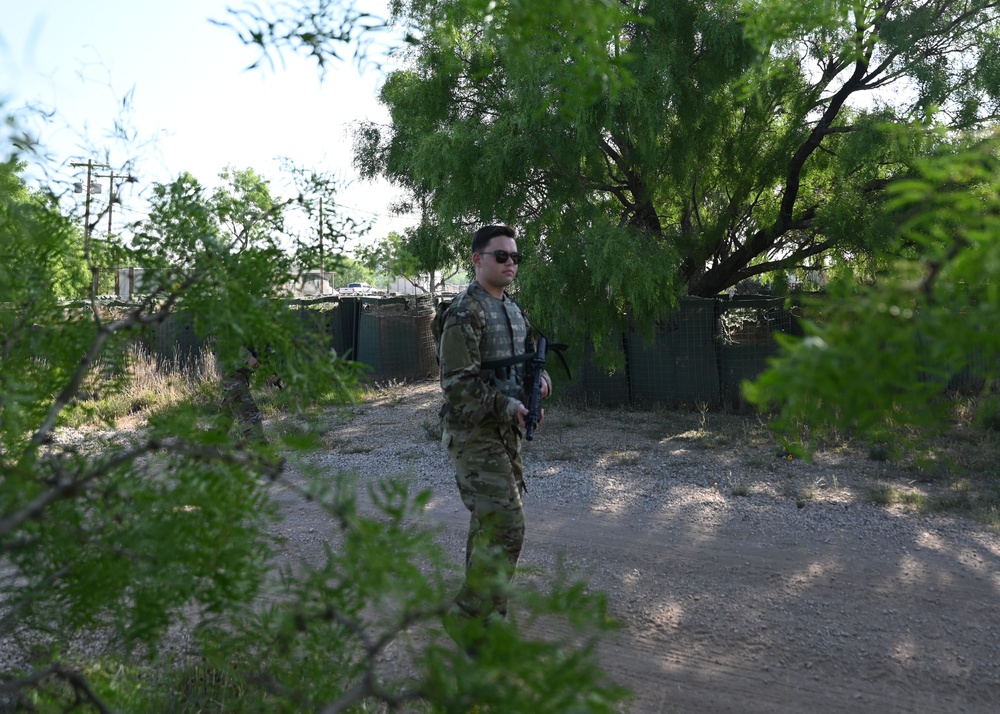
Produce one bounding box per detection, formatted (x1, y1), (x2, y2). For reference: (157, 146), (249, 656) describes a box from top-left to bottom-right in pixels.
(325, 200), (417, 220)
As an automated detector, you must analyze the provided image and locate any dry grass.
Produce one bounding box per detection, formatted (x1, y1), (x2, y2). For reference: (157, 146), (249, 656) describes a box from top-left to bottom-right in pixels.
(65, 344), (219, 428)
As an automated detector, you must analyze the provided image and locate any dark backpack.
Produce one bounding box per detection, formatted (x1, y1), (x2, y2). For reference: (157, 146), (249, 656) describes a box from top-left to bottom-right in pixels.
(430, 297), (453, 352)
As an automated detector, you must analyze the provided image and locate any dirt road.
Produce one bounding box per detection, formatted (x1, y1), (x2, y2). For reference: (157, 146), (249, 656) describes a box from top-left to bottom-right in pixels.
(284, 380), (1000, 713)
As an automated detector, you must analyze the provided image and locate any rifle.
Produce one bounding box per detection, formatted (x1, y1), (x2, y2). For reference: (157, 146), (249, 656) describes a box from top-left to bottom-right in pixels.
(249, 346), (285, 390)
(265, 373), (285, 390)
(525, 336), (546, 441)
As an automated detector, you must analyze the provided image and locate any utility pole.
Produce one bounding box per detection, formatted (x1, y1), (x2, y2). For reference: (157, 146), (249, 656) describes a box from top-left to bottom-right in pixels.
(95, 169), (138, 240)
(94, 169), (137, 298)
(71, 160), (110, 295)
(319, 197), (325, 294)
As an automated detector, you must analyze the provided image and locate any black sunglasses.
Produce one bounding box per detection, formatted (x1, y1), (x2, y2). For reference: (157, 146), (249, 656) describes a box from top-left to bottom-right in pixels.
(479, 250), (524, 265)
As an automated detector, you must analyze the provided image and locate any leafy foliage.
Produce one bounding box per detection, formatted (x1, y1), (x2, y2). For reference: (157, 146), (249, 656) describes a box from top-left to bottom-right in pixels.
(1, 148), (356, 660)
(351, 0), (1000, 364)
(357, 225), (463, 294)
(278, 159), (373, 282)
(210, 0), (393, 75)
(2, 120), (627, 713)
(166, 476), (627, 714)
(212, 166), (291, 252)
(0, 160), (89, 299)
(746, 131), (1000, 454)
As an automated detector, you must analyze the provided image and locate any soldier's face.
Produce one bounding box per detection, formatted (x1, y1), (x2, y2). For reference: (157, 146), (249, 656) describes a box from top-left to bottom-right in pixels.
(474, 235), (519, 293)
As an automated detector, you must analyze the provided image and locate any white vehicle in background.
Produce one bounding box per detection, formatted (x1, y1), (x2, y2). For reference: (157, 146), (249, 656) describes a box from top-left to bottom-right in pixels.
(339, 282), (378, 296)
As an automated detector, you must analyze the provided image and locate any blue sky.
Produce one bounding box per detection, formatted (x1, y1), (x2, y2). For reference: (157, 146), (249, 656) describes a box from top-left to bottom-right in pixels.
(1, 0), (410, 249)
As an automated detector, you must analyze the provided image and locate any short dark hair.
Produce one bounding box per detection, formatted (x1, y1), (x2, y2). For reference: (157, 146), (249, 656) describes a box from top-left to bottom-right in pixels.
(472, 224), (515, 254)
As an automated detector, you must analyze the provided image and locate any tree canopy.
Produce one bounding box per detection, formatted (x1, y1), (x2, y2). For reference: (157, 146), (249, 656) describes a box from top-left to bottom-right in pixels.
(352, 0), (1000, 355)
(746, 128), (1000, 453)
(357, 225), (463, 294)
(0, 159), (88, 300)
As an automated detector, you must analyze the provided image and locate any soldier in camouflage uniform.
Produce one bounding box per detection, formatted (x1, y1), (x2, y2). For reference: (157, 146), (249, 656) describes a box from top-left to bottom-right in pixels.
(438, 225), (552, 637)
(221, 347), (265, 442)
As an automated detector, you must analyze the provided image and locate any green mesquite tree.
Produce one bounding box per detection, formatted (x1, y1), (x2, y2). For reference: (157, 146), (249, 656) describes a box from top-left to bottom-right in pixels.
(357, 225), (464, 294)
(0, 159), (89, 299)
(278, 159), (373, 283)
(349, 0), (1000, 359)
(212, 166), (290, 252)
(746, 129), (1000, 453)
(0, 151), (358, 676)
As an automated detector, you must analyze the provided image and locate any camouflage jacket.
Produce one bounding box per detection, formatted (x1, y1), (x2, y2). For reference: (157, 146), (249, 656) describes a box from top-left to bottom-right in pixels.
(438, 281), (549, 433)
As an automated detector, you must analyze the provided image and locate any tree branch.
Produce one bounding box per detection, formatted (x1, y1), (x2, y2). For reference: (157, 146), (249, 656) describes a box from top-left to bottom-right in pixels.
(30, 268), (201, 448)
(0, 563), (72, 635)
(0, 441), (160, 539)
(733, 239), (836, 283)
(3, 437), (282, 541)
(0, 664), (114, 714)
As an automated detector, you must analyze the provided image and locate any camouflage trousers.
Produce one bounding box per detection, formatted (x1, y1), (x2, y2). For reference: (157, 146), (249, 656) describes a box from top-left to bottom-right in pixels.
(221, 370), (264, 441)
(443, 424), (525, 622)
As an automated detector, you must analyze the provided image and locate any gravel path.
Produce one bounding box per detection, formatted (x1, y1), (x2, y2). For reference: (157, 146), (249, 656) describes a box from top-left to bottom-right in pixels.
(281, 379), (1000, 713)
(15, 379), (997, 712)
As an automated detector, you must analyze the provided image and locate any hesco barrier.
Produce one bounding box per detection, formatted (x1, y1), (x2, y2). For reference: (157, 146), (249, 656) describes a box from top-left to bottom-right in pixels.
(144, 294), (441, 382)
(150, 310), (201, 368)
(556, 296), (799, 409)
(53, 293), (1000, 408)
(355, 296), (438, 381)
(142, 294), (797, 404)
(128, 292), (998, 408)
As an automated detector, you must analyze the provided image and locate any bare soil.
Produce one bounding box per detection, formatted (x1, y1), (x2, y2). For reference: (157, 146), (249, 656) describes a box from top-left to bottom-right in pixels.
(274, 379), (1000, 714)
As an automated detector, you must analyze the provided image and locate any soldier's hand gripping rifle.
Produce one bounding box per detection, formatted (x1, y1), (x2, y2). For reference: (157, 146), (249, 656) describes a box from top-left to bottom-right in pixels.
(525, 337), (547, 441)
